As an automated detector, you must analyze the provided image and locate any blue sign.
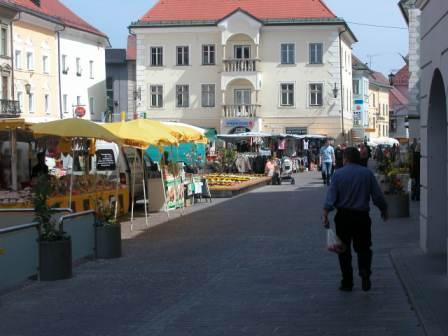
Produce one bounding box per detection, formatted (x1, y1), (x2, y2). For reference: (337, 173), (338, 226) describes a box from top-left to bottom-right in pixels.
(224, 119), (254, 128)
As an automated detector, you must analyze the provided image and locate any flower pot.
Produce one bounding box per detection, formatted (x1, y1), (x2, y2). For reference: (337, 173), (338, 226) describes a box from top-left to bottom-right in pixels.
(39, 238), (72, 281)
(385, 193), (410, 218)
(95, 224), (122, 259)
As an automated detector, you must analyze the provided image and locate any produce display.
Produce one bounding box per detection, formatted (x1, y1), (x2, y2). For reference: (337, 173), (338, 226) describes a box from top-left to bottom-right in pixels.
(50, 174), (117, 197)
(205, 174), (263, 187)
(0, 189), (32, 206)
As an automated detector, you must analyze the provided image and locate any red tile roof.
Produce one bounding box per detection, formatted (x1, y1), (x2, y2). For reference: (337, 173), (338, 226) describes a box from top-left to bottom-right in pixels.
(370, 71), (390, 87)
(393, 64), (409, 87)
(140, 0), (336, 22)
(390, 87), (408, 107)
(126, 35), (136, 61)
(2, 0), (107, 38)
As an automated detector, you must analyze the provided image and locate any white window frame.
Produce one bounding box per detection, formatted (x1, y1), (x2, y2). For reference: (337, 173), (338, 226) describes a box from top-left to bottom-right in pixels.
(149, 85), (163, 108)
(150, 46), (163, 67)
(202, 44), (216, 65)
(15, 50), (21, 69)
(201, 84), (215, 108)
(42, 55), (49, 74)
(62, 54), (68, 73)
(89, 96), (94, 115)
(76, 96), (81, 106)
(176, 85), (189, 108)
(28, 92), (34, 113)
(26, 51), (33, 70)
(76, 57), (82, 76)
(309, 43), (323, 65)
(1, 25), (8, 57)
(280, 43), (295, 65)
(44, 94), (50, 114)
(353, 79), (360, 95)
(279, 83), (295, 107)
(89, 60), (94, 79)
(176, 46), (190, 66)
(63, 94), (68, 113)
(309, 83), (324, 107)
(17, 91), (23, 110)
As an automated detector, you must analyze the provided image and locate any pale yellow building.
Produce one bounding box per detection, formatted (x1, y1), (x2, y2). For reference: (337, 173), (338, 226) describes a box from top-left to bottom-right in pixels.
(366, 72), (391, 139)
(13, 13), (60, 122)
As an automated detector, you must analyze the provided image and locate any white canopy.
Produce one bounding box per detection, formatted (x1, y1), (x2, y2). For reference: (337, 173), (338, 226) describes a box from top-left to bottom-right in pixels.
(370, 137), (400, 146)
(217, 132), (272, 139)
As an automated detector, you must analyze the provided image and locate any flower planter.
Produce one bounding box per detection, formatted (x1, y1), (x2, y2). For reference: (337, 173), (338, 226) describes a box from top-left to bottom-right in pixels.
(385, 193), (410, 218)
(39, 238), (72, 281)
(95, 224), (122, 259)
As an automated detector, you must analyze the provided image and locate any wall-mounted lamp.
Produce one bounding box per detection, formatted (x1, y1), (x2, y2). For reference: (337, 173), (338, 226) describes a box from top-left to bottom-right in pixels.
(388, 72), (396, 86)
(332, 83), (339, 98)
(25, 83), (31, 95)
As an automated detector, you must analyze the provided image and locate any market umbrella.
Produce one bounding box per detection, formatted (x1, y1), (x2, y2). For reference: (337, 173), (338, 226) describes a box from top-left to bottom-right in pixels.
(370, 137), (399, 147)
(31, 118), (122, 144)
(103, 119), (179, 148)
(163, 122), (208, 144)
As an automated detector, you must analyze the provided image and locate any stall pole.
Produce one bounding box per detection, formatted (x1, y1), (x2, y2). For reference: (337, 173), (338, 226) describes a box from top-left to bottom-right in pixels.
(114, 147), (121, 220)
(10, 128), (18, 191)
(68, 139), (76, 209)
(170, 145), (181, 214)
(141, 149), (149, 227)
(175, 144), (184, 215)
(160, 147), (169, 218)
(130, 147), (137, 231)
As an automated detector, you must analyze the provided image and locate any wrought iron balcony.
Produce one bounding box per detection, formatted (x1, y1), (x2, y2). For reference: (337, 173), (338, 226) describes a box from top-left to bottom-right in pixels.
(223, 59), (258, 72)
(0, 100), (21, 118)
(223, 104), (260, 118)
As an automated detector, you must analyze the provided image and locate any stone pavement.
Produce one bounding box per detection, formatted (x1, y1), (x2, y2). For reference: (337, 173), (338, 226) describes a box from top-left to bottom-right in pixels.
(0, 172), (425, 336)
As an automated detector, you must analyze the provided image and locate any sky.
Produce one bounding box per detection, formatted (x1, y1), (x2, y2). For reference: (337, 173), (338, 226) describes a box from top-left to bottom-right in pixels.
(62, 0), (408, 75)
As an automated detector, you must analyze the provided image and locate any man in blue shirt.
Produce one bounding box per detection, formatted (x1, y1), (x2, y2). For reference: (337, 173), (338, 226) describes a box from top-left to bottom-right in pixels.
(320, 140), (335, 185)
(323, 147), (388, 292)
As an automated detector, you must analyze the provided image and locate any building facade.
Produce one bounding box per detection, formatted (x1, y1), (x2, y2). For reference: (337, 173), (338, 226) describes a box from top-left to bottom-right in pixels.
(389, 64), (409, 139)
(130, 0), (356, 140)
(368, 72), (391, 139)
(352, 57), (371, 142)
(415, 0), (448, 272)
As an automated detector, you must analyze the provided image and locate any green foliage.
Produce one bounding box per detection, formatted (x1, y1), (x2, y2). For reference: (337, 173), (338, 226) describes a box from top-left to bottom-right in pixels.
(32, 175), (66, 241)
(95, 201), (119, 226)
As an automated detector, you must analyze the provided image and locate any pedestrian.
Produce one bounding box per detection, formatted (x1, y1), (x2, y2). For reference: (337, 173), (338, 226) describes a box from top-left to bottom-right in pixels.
(320, 139), (335, 185)
(265, 157), (275, 185)
(334, 145), (344, 169)
(359, 143), (369, 167)
(322, 147), (388, 292)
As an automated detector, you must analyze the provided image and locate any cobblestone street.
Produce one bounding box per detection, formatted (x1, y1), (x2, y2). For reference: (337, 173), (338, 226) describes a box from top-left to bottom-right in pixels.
(0, 172), (424, 336)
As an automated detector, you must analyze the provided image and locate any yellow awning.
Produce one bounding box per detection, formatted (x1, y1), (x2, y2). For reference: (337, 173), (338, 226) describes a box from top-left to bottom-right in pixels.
(0, 118), (32, 130)
(103, 119), (178, 148)
(31, 118), (122, 144)
(163, 122), (208, 144)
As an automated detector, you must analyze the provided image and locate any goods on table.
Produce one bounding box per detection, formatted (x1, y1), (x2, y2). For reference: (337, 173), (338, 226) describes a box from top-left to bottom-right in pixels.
(0, 189), (32, 205)
(50, 175), (116, 197)
(205, 174), (262, 187)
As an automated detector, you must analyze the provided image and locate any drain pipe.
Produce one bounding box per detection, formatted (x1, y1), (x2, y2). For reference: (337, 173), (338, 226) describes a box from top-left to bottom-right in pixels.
(56, 24), (65, 119)
(10, 12), (21, 100)
(339, 28), (347, 142)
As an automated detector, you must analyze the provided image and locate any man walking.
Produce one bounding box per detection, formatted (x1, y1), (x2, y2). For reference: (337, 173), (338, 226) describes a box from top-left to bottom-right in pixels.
(320, 139), (335, 185)
(322, 147), (388, 292)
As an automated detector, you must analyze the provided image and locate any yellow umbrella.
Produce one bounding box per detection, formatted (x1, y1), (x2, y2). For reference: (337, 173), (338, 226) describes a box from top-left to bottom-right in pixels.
(31, 118), (122, 144)
(163, 122), (208, 144)
(103, 119), (178, 148)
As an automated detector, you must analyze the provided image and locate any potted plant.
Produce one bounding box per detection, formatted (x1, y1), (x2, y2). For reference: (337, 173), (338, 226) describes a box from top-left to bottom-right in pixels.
(383, 171), (410, 218)
(95, 201), (122, 259)
(33, 175), (72, 281)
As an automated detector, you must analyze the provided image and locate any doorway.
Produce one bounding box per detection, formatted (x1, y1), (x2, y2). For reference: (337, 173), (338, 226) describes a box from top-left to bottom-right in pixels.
(234, 89), (251, 116)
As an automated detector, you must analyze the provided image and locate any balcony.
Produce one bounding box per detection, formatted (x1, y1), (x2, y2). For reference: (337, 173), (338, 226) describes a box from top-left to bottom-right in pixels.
(0, 100), (21, 118)
(223, 104), (260, 118)
(223, 59), (259, 72)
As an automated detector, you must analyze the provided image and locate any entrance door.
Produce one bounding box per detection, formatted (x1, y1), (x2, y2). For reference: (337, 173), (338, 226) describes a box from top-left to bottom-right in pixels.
(234, 89), (251, 117)
(234, 45), (250, 59)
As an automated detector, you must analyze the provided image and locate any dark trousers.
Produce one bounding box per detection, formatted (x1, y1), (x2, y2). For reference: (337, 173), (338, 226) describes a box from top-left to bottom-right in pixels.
(335, 209), (372, 286)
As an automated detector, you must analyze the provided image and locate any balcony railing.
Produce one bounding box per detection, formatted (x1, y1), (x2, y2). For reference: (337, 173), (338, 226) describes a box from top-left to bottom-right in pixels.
(223, 104), (260, 118)
(0, 100), (21, 118)
(223, 59), (258, 72)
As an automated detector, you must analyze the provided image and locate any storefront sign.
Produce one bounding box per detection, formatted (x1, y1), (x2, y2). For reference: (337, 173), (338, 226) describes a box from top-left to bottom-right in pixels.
(224, 119), (254, 129)
(353, 99), (364, 121)
(285, 127), (308, 135)
(96, 149), (116, 171)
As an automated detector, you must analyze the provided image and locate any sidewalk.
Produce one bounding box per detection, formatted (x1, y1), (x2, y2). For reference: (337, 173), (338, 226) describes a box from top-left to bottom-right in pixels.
(0, 172), (426, 336)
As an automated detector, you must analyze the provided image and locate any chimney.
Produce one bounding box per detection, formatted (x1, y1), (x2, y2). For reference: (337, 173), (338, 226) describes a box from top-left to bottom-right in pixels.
(31, 0), (41, 6)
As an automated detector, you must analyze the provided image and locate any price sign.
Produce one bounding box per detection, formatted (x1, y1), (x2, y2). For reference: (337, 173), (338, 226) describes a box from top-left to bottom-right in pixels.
(96, 149), (116, 171)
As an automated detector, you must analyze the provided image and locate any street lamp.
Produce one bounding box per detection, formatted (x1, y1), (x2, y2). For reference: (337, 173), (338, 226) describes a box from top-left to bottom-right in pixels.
(388, 72), (396, 86)
(25, 83), (31, 95)
(332, 83), (339, 98)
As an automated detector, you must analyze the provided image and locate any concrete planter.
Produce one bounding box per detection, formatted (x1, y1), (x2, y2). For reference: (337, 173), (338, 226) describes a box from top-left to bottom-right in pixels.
(95, 225), (122, 259)
(385, 193), (410, 218)
(39, 238), (72, 281)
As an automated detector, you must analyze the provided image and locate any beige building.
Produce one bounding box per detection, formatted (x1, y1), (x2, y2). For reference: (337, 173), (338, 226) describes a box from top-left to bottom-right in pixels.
(130, 0), (356, 140)
(367, 72), (391, 139)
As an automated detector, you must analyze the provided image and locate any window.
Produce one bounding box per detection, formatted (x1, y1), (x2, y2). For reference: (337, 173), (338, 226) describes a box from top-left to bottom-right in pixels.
(281, 43), (295, 64)
(15, 50), (21, 69)
(42, 55), (49, 74)
(89, 60), (94, 79)
(202, 44), (215, 65)
(63, 94), (68, 113)
(62, 55), (68, 73)
(76, 57), (81, 76)
(309, 43), (323, 64)
(28, 93), (34, 113)
(44, 94), (49, 114)
(76, 96), (81, 106)
(372, 93), (376, 107)
(89, 97), (94, 115)
(201, 84), (215, 107)
(234, 45), (250, 59)
(280, 83), (294, 106)
(150, 47), (163, 66)
(150, 85), (163, 108)
(309, 83), (323, 106)
(17, 92), (23, 110)
(176, 46), (189, 66)
(353, 80), (360, 95)
(1, 26), (7, 57)
(176, 85), (189, 108)
(26, 52), (33, 70)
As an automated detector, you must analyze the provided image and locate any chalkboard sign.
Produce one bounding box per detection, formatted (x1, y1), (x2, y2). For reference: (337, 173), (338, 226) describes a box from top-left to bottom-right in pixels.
(96, 149), (116, 171)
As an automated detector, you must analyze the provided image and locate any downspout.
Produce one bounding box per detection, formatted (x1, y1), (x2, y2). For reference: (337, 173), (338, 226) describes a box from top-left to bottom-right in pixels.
(10, 12), (21, 100)
(338, 28), (347, 142)
(56, 25), (65, 119)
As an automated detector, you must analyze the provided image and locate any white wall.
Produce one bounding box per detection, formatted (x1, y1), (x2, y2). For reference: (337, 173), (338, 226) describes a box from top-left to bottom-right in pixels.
(59, 28), (107, 121)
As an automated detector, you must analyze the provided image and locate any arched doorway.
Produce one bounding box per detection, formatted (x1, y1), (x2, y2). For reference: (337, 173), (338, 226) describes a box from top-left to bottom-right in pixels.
(426, 69), (448, 255)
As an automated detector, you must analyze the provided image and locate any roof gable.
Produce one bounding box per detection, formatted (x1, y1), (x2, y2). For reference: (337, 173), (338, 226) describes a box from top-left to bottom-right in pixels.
(140, 0), (336, 23)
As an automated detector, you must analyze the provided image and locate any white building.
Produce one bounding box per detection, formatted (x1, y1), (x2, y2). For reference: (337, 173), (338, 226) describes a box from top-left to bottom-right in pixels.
(130, 0), (356, 140)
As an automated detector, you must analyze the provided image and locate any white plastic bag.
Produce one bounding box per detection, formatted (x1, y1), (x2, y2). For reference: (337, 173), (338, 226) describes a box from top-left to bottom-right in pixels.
(326, 229), (346, 254)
